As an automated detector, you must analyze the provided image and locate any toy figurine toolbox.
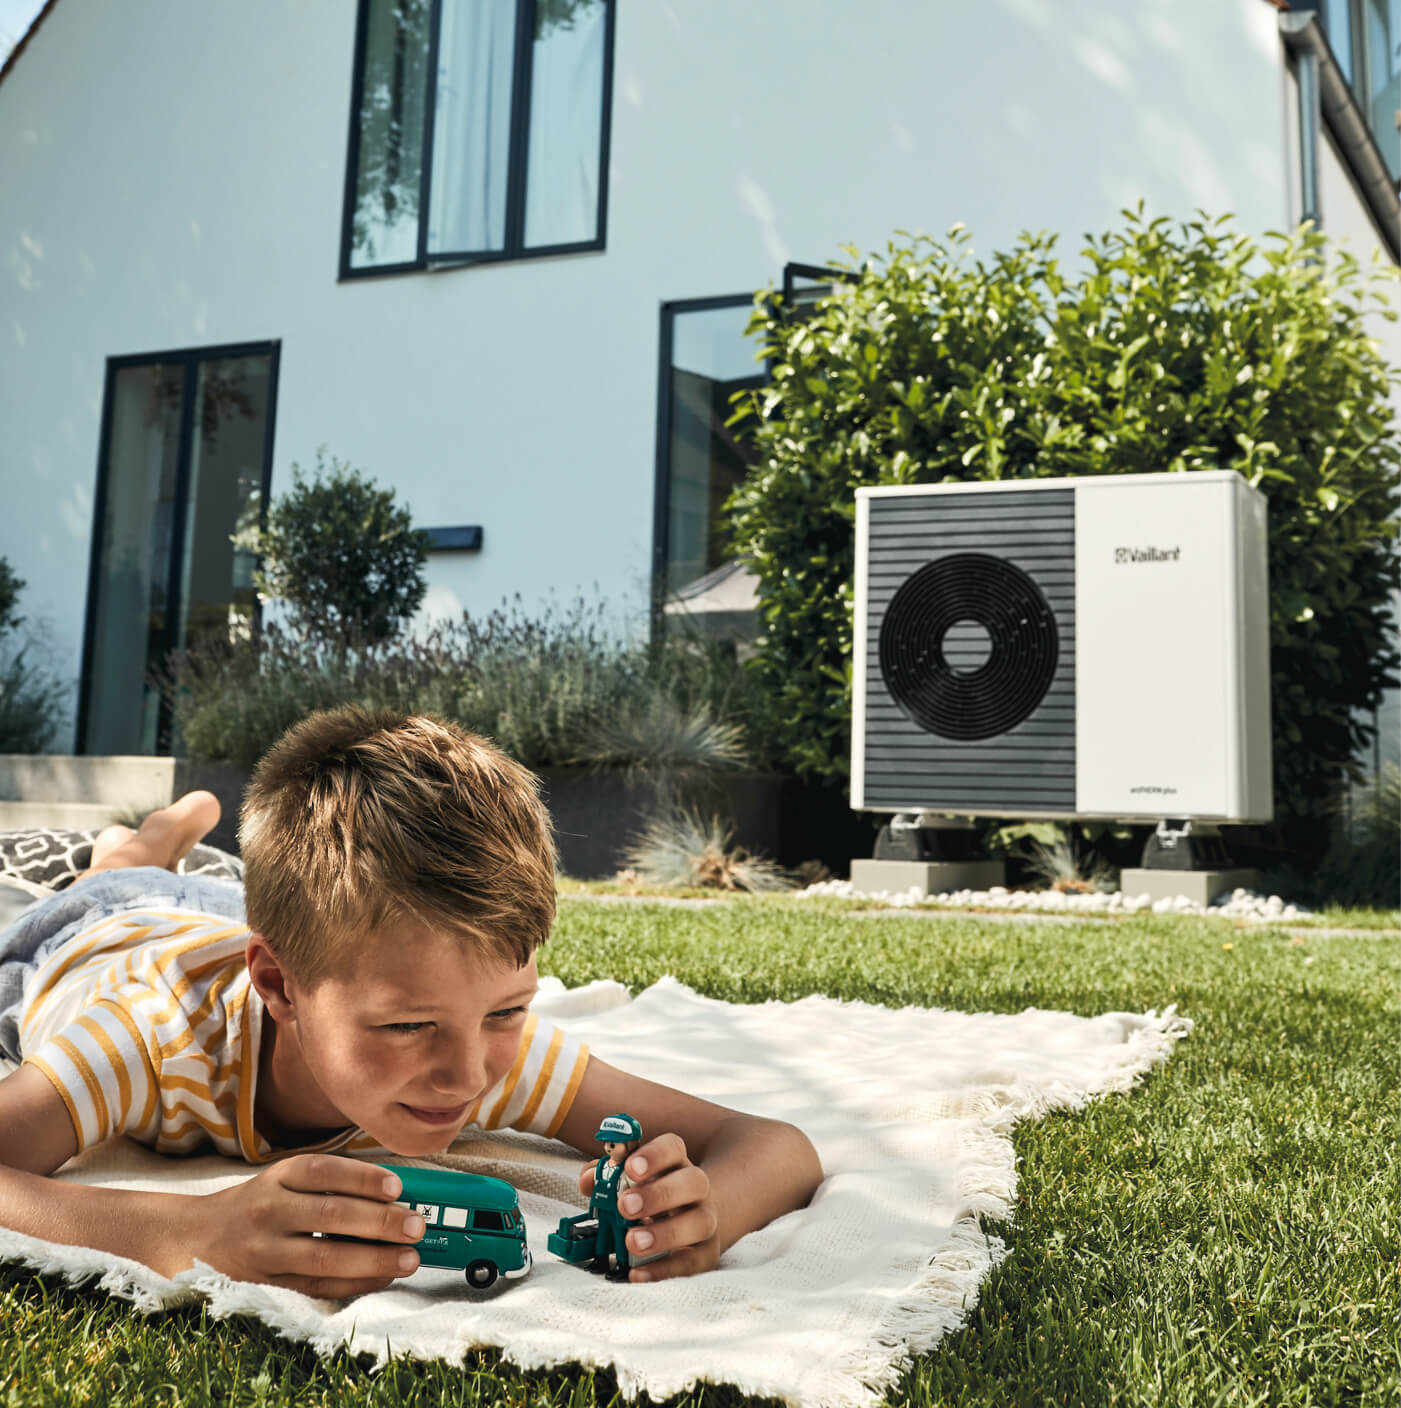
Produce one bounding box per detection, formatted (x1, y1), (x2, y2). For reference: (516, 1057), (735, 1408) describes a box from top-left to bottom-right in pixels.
(380, 1163), (531, 1288)
(547, 1211), (601, 1264)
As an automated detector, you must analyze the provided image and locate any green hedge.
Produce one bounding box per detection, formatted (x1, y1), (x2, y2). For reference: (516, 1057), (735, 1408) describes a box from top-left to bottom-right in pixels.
(727, 211), (1401, 861)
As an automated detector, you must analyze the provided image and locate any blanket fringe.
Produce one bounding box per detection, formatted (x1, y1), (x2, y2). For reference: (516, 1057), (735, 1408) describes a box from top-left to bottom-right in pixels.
(0, 1227), (193, 1313)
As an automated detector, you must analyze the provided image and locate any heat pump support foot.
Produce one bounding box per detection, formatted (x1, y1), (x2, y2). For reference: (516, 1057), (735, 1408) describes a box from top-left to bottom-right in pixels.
(850, 858), (1007, 898)
(1119, 867), (1263, 907)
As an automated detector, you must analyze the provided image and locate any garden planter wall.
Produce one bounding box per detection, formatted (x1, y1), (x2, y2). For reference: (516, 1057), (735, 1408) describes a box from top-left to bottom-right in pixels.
(537, 769), (880, 880)
(0, 755), (879, 881)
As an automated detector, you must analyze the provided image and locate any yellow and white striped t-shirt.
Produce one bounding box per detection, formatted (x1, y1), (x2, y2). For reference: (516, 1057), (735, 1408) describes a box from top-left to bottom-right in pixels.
(19, 907), (589, 1163)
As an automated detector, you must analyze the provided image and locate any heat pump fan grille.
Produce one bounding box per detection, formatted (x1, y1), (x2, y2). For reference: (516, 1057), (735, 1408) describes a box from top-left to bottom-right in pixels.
(878, 552), (1060, 741)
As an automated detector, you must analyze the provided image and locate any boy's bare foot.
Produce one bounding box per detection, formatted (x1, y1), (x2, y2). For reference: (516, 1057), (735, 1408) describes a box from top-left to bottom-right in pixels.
(89, 824), (137, 870)
(80, 791), (222, 879)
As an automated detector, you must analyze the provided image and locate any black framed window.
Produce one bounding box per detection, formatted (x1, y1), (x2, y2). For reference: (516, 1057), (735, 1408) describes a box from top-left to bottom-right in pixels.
(341, 0), (616, 276)
(78, 343), (280, 755)
(652, 267), (859, 617)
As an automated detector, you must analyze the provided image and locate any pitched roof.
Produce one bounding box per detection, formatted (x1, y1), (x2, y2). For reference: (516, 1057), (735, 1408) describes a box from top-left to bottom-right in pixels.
(0, 0), (61, 89)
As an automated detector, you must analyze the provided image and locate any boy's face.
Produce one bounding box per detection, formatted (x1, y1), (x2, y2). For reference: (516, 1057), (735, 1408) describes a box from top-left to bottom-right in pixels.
(261, 920), (540, 1157)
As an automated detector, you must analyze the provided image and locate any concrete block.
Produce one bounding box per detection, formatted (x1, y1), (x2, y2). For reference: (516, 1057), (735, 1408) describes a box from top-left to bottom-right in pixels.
(1119, 867), (1262, 907)
(0, 800), (130, 832)
(0, 755), (175, 811)
(850, 858), (1006, 898)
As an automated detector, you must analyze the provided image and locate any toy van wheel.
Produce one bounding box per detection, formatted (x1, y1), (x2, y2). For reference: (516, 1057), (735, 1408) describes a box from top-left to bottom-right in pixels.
(465, 1260), (498, 1289)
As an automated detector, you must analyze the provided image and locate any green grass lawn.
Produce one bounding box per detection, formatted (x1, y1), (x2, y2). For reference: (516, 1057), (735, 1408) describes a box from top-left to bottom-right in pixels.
(2, 897), (1397, 1408)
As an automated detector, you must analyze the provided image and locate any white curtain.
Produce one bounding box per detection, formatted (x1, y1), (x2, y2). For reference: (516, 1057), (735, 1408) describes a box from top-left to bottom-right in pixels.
(429, 0), (515, 254)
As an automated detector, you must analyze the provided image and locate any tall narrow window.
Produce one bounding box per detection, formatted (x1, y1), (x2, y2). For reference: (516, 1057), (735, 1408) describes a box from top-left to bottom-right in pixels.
(80, 345), (279, 755)
(343, 0), (615, 274)
(653, 270), (858, 614)
(653, 298), (765, 601)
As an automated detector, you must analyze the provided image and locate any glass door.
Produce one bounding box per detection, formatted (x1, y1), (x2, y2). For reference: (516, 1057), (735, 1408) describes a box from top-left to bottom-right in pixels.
(80, 343), (279, 755)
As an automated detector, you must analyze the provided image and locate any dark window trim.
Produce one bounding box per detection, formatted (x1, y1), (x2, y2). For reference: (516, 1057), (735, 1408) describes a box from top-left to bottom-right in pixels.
(76, 339), (281, 755)
(338, 0), (617, 280)
(650, 294), (764, 630)
(781, 261), (859, 303)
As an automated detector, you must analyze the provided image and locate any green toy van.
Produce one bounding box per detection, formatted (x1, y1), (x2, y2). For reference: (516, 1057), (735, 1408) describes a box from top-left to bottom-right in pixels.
(380, 1163), (531, 1289)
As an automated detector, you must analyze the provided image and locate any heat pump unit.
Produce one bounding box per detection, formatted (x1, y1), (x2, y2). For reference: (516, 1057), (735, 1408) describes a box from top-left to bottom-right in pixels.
(852, 471), (1272, 822)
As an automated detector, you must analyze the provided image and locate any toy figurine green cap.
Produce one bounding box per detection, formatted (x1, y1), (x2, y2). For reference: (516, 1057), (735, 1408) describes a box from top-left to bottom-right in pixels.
(595, 1113), (642, 1143)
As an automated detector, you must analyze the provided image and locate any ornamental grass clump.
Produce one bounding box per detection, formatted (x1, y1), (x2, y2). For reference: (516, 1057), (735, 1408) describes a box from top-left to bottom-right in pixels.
(727, 209), (1401, 868)
(623, 809), (795, 893)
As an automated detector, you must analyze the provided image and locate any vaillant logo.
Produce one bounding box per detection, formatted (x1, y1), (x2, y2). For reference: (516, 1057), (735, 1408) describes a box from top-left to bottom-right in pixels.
(1114, 546), (1182, 564)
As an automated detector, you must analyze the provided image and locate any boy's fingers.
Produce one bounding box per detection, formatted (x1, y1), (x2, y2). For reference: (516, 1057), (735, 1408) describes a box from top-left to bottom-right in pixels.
(292, 1190), (427, 1244)
(619, 1163), (709, 1220)
(627, 1202), (717, 1258)
(278, 1154), (402, 1203)
(285, 1232), (419, 1284)
(626, 1132), (688, 1182)
(628, 1243), (716, 1283)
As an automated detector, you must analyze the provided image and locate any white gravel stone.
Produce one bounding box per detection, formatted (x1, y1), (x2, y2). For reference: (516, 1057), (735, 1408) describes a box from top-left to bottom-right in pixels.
(796, 876), (1311, 921)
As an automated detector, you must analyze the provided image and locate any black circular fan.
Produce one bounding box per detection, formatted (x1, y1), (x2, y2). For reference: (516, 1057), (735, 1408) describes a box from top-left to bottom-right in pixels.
(877, 552), (1059, 741)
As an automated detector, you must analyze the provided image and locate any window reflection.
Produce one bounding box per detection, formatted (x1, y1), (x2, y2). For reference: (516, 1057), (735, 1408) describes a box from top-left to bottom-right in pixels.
(1363, 0), (1400, 179)
(663, 302), (764, 597)
(180, 356), (273, 660)
(1324, 0), (1354, 78)
(524, 0), (606, 249)
(349, 0), (431, 269)
(86, 365), (185, 755)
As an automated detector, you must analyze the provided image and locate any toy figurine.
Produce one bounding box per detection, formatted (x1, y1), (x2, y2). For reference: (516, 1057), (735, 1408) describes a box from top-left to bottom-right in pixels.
(547, 1111), (664, 1280)
(587, 1112), (643, 1280)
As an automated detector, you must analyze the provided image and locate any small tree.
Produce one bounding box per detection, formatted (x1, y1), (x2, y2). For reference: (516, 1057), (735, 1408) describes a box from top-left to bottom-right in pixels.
(238, 449), (430, 655)
(727, 211), (1401, 861)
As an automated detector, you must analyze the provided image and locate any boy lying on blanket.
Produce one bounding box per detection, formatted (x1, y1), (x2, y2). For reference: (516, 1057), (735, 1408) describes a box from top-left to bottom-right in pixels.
(0, 707), (821, 1297)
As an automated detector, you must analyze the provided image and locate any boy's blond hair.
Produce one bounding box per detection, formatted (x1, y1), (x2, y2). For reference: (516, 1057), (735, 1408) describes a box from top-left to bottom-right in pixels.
(240, 706), (556, 982)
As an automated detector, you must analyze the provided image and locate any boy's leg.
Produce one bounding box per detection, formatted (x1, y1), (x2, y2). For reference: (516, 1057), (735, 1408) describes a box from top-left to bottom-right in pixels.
(81, 791), (222, 878)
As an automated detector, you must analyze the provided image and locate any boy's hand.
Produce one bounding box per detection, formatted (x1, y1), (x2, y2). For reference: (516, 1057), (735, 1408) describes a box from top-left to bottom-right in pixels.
(579, 1132), (719, 1282)
(181, 1154), (424, 1298)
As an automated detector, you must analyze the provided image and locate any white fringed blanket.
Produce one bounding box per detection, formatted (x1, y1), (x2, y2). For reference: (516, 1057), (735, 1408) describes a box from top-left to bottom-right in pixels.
(0, 976), (1191, 1408)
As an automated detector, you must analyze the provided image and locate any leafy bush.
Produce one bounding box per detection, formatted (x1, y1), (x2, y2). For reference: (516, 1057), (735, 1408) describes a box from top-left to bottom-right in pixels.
(236, 449), (430, 653)
(167, 597), (776, 774)
(727, 211), (1401, 862)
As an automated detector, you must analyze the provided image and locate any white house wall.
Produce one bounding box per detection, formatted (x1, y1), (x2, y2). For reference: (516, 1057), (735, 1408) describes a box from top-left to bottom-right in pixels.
(0, 0), (1388, 753)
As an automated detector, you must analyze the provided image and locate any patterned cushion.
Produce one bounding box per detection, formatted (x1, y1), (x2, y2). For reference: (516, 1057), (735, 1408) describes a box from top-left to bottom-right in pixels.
(0, 828), (243, 893)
